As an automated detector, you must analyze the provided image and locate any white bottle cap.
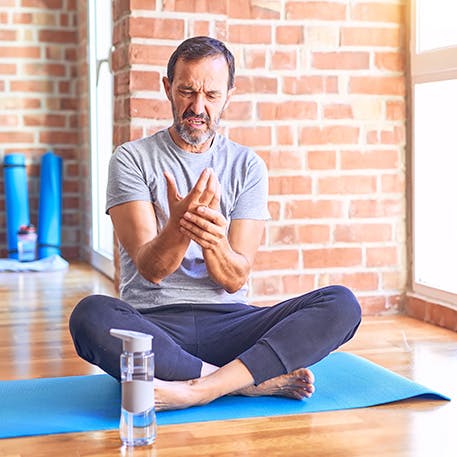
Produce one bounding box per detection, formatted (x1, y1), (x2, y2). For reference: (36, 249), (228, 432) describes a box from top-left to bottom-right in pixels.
(110, 328), (153, 353)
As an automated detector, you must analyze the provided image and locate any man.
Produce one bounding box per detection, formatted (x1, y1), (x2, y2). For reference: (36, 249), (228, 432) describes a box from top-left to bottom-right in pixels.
(70, 36), (361, 411)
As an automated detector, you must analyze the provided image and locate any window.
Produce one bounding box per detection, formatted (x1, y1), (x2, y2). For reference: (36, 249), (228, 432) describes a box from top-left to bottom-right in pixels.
(88, 0), (114, 278)
(410, 0), (457, 305)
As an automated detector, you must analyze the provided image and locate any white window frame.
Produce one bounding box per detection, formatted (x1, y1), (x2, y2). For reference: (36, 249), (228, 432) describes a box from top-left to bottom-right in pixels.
(410, 0), (457, 306)
(88, 1), (114, 279)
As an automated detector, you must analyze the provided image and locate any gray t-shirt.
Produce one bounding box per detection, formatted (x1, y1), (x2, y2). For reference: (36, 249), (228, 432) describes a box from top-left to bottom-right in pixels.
(106, 129), (270, 309)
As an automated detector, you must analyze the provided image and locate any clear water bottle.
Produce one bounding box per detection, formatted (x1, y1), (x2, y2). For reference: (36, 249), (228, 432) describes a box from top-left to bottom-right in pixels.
(110, 329), (156, 447)
(17, 224), (37, 262)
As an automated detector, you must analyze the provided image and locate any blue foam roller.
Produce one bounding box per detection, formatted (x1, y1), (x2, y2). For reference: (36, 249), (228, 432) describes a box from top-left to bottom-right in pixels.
(4, 154), (30, 259)
(38, 151), (62, 259)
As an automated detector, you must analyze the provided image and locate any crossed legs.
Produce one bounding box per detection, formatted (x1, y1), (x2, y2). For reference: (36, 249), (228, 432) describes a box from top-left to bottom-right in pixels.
(69, 285), (361, 410)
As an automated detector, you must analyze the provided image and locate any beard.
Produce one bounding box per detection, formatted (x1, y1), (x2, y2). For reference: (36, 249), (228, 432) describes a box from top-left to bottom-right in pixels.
(171, 101), (224, 146)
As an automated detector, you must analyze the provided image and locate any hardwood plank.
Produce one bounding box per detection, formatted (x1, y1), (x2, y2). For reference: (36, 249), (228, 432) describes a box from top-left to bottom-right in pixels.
(0, 263), (456, 456)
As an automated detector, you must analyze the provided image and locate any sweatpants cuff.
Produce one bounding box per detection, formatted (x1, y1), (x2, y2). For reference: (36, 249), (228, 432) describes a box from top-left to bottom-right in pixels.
(238, 341), (286, 385)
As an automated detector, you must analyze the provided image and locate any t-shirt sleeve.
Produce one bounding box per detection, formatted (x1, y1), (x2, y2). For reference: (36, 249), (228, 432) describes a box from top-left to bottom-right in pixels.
(105, 145), (151, 214)
(230, 153), (271, 221)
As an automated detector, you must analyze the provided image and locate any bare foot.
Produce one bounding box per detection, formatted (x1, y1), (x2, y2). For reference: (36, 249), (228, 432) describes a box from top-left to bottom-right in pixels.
(154, 378), (204, 412)
(232, 368), (315, 400)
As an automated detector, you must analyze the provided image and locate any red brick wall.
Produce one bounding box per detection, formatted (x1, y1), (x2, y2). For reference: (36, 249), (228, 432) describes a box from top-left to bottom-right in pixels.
(0, 0), (80, 259)
(112, 0), (407, 313)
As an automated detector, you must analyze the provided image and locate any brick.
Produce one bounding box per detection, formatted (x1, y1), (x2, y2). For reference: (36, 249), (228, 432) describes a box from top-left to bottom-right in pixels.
(0, 97), (41, 109)
(192, 20), (210, 37)
(375, 52), (405, 72)
(0, 46), (40, 58)
(307, 150), (336, 170)
(129, 17), (184, 40)
(163, 0), (227, 14)
(282, 274), (316, 294)
(268, 201), (281, 221)
(130, 70), (161, 92)
(271, 50), (296, 70)
(329, 272), (379, 291)
(323, 104), (353, 120)
(334, 223), (392, 243)
(39, 30), (77, 43)
(276, 125), (295, 145)
(349, 199), (403, 218)
(318, 175), (376, 194)
(358, 295), (391, 315)
(350, 76), (405, 95)
(276, 25), (303, 45)
(39, 131), (79, 144)
(257, 101), (317, 121)
(228, 126), (272, 147)
(23, 114), (66, 127)
(22, 0), (62, 7)
(386, 101), (405, 121)
(235, 76), (278, 94)
(0, 30), (16, 40)
(0, 114), (19, 126)
(351, 2), (404, 23)
(367, 126), (405, 145)
(129, 44), (175, 66)
(224, 101), (252, 121)
(305, 26), (339, 48)
(0, 131), (34, 143)
(115, 72), (130, 96)
(11, 80), (55, 93)
(131, 0), (157, 8)
(268, 150), (303, 169)
(286, 1), (346, 20)
(304, 247), (362, 268)
(0, 63), (16, 74)
(253, 249), (300, 270)
(300, 126), (360, 145)
(341, 26), (401, 47)
(285, 199), (343, 219)
(269, 175), (312, 195)
(382, 271), (405, 291)
(312, 52), (369, 70)
(283, 76), (338, 95)
(12, 12), (32, 24)
(244, 48), (267, 69)
(130, 98), (171, 119)
(341, 149), (399, 170)
(23, 63), (66, 77)
(251, 276), (282, 296)
(366, 246), (398, 267)
(229, 24), (272, 44)
(297, 224), (330, 243)
(381, 172), (404, 193)
(228, 0), (281, 19)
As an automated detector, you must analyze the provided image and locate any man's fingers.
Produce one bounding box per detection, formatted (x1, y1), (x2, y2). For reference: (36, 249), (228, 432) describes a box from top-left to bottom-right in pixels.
(208, 178), (221, 210)
(164, 171), (180, 201)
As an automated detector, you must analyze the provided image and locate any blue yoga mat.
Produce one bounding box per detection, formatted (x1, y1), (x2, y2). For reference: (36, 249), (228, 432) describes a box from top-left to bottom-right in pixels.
(38, 151), (62, 259)
(0, 352), (449, 439)
(3, 154), (30, 259)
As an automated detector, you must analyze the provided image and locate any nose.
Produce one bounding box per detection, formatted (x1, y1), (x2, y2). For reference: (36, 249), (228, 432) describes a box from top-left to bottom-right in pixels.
(190, 92), (205, 116)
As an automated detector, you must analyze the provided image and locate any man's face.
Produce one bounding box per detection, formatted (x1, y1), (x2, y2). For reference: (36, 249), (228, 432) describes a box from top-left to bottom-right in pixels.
(163, 56), (233, 152)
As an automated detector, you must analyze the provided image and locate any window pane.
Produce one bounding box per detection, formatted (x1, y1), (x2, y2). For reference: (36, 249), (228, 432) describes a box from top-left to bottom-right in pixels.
(414, 79), (457, 294)
(417, 0), (457, 52)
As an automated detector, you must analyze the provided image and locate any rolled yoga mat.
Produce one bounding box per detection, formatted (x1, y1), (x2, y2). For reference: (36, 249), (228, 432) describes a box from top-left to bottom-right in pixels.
(0, 352), (450, 439)
(3, 154), (30, 259)
(37, 151), (62, 259)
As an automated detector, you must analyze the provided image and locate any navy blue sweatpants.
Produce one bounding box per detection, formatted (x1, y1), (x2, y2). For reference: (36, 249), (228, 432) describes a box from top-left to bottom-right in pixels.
(69, 285), (361, 385)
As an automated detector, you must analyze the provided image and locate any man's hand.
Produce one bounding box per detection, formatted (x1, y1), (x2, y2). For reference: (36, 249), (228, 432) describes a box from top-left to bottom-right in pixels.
(164, 168), (220, 227)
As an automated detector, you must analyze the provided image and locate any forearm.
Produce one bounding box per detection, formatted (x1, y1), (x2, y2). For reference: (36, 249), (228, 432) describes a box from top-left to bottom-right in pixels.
(203, 239), (250, 293)
(136, 223), (190, 284)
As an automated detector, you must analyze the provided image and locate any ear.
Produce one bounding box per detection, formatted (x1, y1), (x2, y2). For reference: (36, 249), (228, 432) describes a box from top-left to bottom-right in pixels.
(163, 76), (172, 101)
(223, 86), (236, 111)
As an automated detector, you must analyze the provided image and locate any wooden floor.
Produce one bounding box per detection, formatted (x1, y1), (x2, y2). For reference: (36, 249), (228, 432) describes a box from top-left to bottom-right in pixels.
(0, 263), (456, 457)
